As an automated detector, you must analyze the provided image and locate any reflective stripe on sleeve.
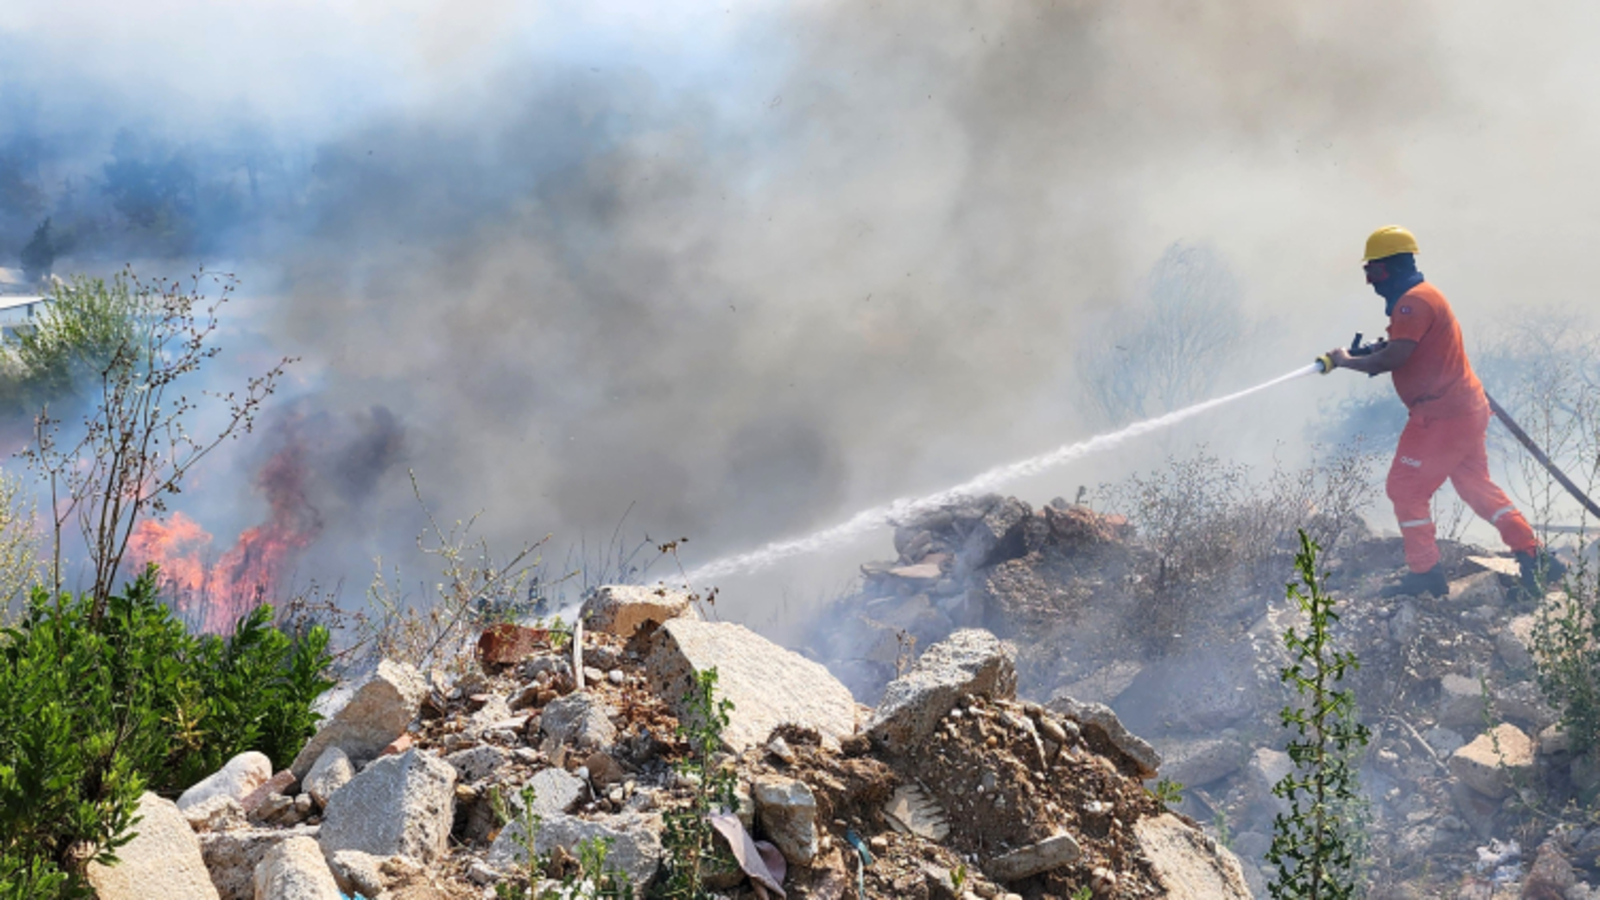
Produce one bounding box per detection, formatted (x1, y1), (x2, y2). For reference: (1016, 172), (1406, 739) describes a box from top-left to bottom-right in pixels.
(1399, 518), (1433, 529)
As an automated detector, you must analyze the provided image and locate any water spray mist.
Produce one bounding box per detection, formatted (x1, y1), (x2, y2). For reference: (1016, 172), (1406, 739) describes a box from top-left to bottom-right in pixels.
(680, 363), (1322, 584)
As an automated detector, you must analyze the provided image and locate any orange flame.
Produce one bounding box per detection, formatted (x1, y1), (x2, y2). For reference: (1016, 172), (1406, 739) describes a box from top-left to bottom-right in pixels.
(129, 440), (322, 633)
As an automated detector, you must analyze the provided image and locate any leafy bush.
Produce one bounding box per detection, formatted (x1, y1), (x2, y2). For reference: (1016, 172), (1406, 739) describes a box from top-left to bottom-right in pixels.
(0, 568), (333, 898)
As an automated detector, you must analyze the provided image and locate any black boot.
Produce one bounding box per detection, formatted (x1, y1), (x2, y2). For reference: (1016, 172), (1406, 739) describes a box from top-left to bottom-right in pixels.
(1515, 548), (1567, 596)
(1380, 566), (1449, 599)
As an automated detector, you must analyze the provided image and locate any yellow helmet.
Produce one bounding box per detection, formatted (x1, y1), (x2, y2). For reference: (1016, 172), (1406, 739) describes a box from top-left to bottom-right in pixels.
(1363, 225), (1419, 261)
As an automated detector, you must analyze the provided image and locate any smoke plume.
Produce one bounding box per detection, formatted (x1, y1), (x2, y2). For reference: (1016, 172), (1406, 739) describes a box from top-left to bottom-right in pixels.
(6, 1), (1600, 615)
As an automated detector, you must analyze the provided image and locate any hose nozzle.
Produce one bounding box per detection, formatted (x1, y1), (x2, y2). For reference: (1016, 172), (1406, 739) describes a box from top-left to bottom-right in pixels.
(1315, 353), (1335, 374)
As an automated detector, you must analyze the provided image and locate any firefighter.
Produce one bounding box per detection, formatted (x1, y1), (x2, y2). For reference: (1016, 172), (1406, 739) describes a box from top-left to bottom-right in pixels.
(1324, 226), (1565, 598)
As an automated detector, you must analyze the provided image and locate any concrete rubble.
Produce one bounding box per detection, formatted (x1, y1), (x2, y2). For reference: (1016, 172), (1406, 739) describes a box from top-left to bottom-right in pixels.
(86, 792), (221, 900)
(805, 494), (1600, 897)
(93, 564), (1252, 900)
(291, 659), (428, 778)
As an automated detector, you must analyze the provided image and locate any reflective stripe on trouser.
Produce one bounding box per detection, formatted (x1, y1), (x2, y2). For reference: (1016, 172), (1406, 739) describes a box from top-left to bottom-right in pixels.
(1387, 405), (1539, 573)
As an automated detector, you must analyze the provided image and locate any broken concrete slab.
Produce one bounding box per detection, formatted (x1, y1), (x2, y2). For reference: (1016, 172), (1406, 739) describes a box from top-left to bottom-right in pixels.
(1134, 813), (1253, 899)
(986, 832), (1082, 882)
(489, 812), (662, 892)
(1448, 570), (1506, 607)
(868, 628), (1016, 754)
(200, 825), (320, 900)
(318, 747), (456, 864)
(1450, 724), (1534, 799)
(86, 792), (220, 900)
(292, 659), (427, 779)
(1049, 695), (1161, 780)
(581, 584), (696, 637)
(444, 744), (508, 784)
(646, 618), (858, 752)
(253, 834), (343, 900)
(1158, 737), (1250, 788)
(882, 783), (950, 842)
(752, 774), (820, 866)
(539, 690), (618, 752)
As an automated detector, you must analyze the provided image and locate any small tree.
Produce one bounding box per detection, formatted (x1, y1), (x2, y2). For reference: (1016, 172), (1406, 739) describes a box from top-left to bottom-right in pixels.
(1267, 531), (1370, 900)
(23, 268), (291, 621)
(19, 218), (54, 285)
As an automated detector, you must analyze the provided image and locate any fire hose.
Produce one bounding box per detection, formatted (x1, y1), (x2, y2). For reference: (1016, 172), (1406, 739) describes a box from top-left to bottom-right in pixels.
(1316, 333), (1600, 521)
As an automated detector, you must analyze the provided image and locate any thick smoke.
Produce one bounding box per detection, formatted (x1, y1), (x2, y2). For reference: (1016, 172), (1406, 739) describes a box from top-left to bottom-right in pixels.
(5, 1), (1600, 615)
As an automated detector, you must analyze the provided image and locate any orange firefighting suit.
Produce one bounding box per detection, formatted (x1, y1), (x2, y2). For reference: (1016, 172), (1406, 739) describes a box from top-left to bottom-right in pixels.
(1385, 283), (1538, 572)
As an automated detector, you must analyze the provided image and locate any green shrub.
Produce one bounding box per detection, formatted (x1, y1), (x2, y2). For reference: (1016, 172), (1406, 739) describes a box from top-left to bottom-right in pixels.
(656, 667), (739, 900)
(0, 568), (333, 897)
(1532, 563), (1600, 758)
(1267, 531), (1370, 900)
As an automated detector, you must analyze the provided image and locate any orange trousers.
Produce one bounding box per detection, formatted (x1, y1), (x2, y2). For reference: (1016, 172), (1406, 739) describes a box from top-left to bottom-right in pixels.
(1386, 405), (1538, 572)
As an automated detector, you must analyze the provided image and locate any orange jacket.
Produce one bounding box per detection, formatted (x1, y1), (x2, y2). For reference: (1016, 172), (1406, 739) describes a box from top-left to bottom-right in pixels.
(1386, 282), (1487, 419)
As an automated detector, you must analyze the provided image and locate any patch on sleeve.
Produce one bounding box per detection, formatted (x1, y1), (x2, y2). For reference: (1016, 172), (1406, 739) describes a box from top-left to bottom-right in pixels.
(1398, 305), (1413, 315)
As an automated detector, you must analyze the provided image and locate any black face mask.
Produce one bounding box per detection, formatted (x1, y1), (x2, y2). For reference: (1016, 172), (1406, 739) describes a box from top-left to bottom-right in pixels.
(1366, 253), (1424, 313)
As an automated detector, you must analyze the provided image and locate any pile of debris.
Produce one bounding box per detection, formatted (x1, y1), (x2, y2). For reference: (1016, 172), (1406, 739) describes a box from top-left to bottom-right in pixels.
(809, 492), (1600, 898)
(85, 584), (1248, 899)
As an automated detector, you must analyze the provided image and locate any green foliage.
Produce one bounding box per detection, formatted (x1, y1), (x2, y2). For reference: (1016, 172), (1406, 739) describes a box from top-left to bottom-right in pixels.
(656, 667), (738, 900)
(0, 570), (333, 898)
(1148, 777), (1184, 807)
(1267, 531), (1371, 900)
(1532, 563), (1600, 759)
(8, 274), (145, 408)
(493, 784), (635, 900)
(1071, 887), (1094, 900)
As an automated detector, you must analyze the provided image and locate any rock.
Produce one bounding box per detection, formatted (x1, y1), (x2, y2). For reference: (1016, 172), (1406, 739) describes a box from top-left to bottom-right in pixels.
(1523, 841), (1577, 900)
(1495, 681), (1558, 730)
(318, 748), (456, 864)
(183, 795), (247, 833)
(539, 691), (618, 752)
(253, 835), (342, 900)
(444, 745), (508, 783)
(1438, 674), (1486, 730)
(1540, 724), (1571, 756)
(489, 812), (662, 892)
(85, 792), (220, 900)
(954, 496), (1031, 576)
(291, 659), (427, 778)
(1450, 724), (1535, 799)
(869, 629), (1016, 754)
(176, 751), (272, 812)
(647, 618), (859, 752)
(521, 767), (587, 819)
(1111, 640), (1262, 738)
(1133, 813), (1253, 899)
(200, 826), (320, 900)
(1424, 726), (1466, 758)
(582, 584), (696, 637)
(303, 746), (355, 809)
(1049, 695), (1161, 780)
(752, 775), (820, 866)
(985, 832), (1082, 882)
(585, 750), (627, 787)
(466, 694), (515, 735)
(1448, 778), (1501, 841)
(1498, 616), (1537, 670)
(327, 850), (425, 900)
(1159, 737), (1249, 788)
(1449, 570), (1506, 607)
